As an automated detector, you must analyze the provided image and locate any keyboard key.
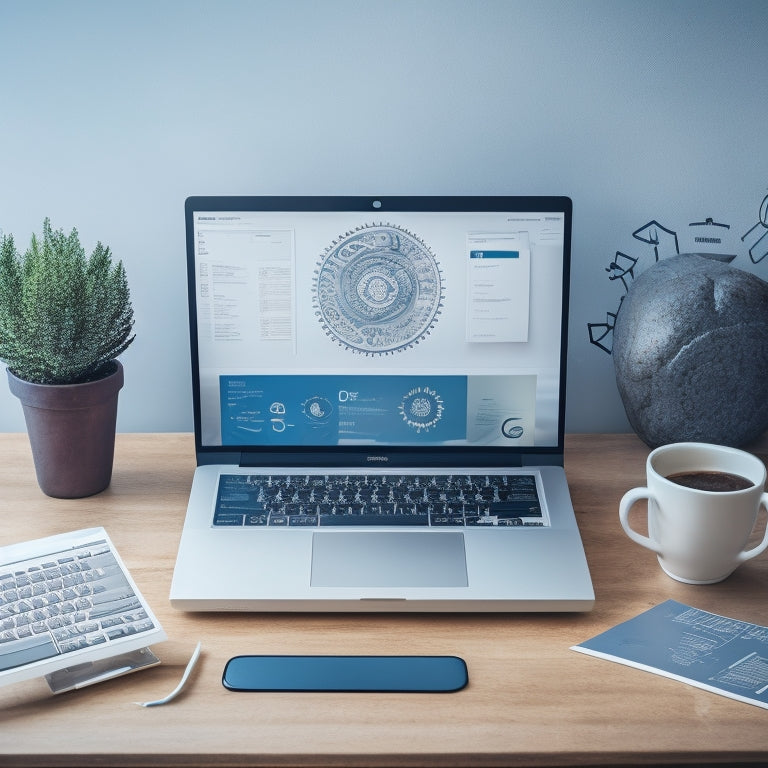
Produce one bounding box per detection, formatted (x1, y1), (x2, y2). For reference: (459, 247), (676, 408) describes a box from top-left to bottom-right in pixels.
(319, 514), (429, 526)
(89, 596), (142, 620)
(431, 515), (465, 526)
(0, 633), (60, 672)
(288, 515), (318, 527)
(213, 513), (245, 526)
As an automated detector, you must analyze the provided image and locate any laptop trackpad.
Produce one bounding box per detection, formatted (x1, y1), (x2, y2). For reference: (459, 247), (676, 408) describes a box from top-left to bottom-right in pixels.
(310, 532), (468, 588)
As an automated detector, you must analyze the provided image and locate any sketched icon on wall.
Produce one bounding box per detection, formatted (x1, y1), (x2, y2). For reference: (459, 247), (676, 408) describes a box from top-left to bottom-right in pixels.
(605, 252), (638, 292)
(313, 223), (444, 355)
(587, 306), (623, 355)
(631, 220), (679, 261)
(587, 219), (680, 354)
(741, 194), (768, 264)
(588, 188), (766, 355)
(586, 215), (743, 354)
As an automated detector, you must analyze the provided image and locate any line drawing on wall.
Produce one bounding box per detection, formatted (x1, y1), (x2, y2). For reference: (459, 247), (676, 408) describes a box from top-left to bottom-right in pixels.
(741, 194), (768, 264)
(631, 220), (679, 262)
(587, 187), (767, 355)
(587, 219), (679, 354)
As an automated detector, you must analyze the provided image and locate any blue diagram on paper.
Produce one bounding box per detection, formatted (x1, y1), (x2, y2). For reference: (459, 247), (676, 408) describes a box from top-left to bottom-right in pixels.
(220, 374), (467, 445)
(573, 599), (768, 709)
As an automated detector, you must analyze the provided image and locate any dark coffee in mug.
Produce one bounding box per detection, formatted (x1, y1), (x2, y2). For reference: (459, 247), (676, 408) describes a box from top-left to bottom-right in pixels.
(666, 470), (752, 492)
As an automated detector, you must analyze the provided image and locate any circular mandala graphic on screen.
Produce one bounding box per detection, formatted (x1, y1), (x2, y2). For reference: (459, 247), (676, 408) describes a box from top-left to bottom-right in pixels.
(398, 386), (444, 433)
(313, 223), (443, 355)
(303, 396), (333, 422)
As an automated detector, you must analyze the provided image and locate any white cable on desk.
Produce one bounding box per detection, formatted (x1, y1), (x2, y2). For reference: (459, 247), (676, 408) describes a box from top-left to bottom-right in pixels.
(135, 641), (202, 707)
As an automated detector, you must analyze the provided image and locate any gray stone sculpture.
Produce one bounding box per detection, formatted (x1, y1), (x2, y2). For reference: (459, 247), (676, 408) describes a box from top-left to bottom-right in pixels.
(612, 253), (768, 447)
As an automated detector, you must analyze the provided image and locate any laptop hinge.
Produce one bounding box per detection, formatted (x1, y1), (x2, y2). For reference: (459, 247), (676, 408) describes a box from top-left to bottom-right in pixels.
(238, 451), (526, 469)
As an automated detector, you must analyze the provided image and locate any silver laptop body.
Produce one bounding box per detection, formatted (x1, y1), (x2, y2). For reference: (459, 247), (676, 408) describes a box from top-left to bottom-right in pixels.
(170, 196), (594, 612)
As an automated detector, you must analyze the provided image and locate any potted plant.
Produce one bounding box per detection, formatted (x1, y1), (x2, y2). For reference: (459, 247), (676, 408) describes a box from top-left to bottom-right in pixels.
(0, 218), (134, 498)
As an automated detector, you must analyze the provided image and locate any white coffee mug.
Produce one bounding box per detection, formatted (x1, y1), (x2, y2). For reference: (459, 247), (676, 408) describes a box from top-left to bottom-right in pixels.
(619, 442), (768, 584)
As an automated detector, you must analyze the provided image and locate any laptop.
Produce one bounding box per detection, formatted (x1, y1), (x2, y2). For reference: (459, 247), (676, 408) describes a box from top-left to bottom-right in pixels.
(170, 196), (594, 612)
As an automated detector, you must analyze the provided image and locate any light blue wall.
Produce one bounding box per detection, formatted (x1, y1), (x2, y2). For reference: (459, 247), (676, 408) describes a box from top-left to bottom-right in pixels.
(1, 0), (766, 434)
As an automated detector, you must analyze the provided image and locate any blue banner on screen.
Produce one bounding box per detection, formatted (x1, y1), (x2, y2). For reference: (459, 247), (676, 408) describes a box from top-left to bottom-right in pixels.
(221, 375), (468, 446)
(469, 250), (520, 259)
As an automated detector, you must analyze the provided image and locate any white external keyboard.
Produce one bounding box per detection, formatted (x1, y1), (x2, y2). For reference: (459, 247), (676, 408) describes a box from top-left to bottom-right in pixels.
(0, 527), (166, 690)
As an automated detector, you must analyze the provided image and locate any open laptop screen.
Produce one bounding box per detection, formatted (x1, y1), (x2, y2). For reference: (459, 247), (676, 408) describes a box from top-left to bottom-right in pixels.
(185, 197), (570, 463)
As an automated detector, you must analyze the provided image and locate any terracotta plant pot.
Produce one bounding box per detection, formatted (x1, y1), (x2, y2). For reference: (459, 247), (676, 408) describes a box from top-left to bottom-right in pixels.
(7, 361), (124, 498)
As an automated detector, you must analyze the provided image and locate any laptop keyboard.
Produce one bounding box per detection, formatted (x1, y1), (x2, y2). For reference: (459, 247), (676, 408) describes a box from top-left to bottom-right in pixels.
(213, 473), (548, 528)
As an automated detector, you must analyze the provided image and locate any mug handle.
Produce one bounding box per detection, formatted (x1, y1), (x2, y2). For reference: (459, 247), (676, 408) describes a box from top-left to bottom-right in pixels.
(737, 492), (768, 564)
(619, 487), (662, 555)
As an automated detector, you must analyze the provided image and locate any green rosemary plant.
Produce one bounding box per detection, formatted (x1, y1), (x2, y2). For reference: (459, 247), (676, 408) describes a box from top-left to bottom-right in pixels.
(0, 218), (134, 384)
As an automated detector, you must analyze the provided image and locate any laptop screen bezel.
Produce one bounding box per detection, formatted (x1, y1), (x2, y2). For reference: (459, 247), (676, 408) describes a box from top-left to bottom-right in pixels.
(185, 195), (571, 468)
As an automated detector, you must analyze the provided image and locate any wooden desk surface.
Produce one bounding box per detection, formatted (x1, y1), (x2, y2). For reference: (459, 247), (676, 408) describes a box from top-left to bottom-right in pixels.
(1, 433), (767, 768)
